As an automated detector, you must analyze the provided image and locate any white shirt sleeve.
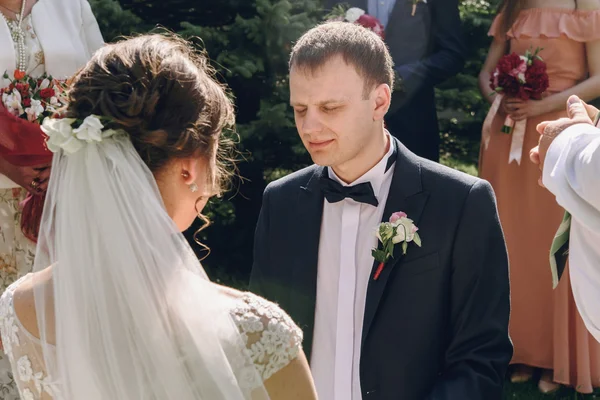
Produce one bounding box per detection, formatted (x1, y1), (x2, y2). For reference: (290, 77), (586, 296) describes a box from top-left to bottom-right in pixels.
(80, 0), (105, 58)
(542, 123), (600, 232)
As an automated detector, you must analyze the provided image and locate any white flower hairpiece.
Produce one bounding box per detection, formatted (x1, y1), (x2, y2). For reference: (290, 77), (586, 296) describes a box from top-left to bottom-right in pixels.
(41, 115), (123, 154)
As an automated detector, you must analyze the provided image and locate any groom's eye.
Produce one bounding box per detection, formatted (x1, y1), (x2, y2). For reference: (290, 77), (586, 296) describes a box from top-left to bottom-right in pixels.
(322, 106), (339, 113)
(294, 108), (307, 116)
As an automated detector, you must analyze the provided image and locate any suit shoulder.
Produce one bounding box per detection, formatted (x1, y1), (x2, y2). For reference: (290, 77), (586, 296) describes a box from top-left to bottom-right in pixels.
(264, 165), (320, 195)
(419, 158), (489, 194)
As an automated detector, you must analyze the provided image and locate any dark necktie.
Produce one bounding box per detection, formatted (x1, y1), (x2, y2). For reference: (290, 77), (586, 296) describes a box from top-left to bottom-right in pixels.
(318, 142), (397, 207)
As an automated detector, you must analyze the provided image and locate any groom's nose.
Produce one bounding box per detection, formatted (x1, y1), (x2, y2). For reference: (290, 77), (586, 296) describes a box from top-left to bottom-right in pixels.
(300, 109), (323, 135)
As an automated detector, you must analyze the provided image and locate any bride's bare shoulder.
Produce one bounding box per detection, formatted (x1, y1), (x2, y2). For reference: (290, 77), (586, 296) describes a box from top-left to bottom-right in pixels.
(12, 266), (54, 340)
(214, 283), (250, 303)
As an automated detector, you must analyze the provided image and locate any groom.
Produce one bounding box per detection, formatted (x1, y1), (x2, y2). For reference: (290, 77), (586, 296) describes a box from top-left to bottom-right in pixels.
(250, 22), (512, 399)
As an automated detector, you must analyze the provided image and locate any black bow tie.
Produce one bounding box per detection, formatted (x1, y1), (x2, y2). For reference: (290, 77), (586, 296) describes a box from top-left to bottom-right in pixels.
(319, 177), (379, 207)
(318, 139), (397, 207)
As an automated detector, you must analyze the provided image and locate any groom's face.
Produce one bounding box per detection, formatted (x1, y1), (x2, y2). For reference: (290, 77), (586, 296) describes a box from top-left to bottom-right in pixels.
(290, 56), (382, 173)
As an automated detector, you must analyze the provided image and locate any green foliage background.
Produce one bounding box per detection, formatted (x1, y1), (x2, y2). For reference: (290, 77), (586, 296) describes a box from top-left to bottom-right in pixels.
(87, 0), (502, 284)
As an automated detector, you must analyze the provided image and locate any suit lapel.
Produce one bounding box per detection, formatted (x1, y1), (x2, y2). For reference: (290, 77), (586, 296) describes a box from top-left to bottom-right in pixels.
(361, 138), (429, 348)
(293, 166), (327, 362)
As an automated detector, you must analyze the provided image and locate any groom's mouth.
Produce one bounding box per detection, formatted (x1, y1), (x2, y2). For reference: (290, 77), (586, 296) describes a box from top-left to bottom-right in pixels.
(308, 139), (334, 151)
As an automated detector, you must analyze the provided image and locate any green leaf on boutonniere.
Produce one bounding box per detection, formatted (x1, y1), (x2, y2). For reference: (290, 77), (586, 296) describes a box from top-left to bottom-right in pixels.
(413, 232), (422, 247)
(401, 241), (408, 254)
(384, 239), (394, 256)
(372, 249), (387, 263)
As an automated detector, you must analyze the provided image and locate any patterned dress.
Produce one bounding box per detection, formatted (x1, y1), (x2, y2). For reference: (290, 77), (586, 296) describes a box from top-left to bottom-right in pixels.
(0, 13), (46, 399)
(0, 275), (303, 399)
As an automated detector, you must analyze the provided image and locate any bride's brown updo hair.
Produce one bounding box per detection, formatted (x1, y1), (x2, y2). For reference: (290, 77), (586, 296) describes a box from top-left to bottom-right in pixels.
(65, 34), (236, 198)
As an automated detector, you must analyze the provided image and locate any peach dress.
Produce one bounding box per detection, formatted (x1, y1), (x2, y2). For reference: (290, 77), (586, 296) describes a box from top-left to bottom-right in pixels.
(480, 8), (600, 393)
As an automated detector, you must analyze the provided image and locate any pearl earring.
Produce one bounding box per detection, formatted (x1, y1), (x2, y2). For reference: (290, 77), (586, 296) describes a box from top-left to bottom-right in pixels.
(189, 183), (199, 193)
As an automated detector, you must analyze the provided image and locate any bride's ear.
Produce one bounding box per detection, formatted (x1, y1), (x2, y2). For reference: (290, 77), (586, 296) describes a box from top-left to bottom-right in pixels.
(179, 158), (200, 185)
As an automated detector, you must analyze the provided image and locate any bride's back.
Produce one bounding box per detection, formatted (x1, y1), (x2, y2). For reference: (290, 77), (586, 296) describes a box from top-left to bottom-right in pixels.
(2, 269), (313, 400)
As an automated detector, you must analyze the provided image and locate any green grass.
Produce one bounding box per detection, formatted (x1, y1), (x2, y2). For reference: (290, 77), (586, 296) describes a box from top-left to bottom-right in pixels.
(440, 153), (479, 176)
(504, 381), (600, 399)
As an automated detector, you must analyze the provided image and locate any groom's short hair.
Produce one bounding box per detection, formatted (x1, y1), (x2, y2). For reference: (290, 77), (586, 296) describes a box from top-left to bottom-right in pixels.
(289, 22), (394, 98)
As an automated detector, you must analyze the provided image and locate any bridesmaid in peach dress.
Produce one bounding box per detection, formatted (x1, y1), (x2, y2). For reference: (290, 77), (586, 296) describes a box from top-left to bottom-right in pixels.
(478, 0), (600, 394)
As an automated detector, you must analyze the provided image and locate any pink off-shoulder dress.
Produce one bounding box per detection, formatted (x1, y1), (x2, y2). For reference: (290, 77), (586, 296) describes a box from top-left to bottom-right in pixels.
(480, 8), (600, 393)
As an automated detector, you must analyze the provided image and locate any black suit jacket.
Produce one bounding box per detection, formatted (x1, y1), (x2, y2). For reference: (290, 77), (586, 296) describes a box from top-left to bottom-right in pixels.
(324, 0), (466, 161)
(250, 138), (512, 399)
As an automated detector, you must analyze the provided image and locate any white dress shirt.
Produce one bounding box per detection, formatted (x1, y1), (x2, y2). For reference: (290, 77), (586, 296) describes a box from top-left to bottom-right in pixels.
(311, 135), (395, 400)
(543, 123), (600, 343)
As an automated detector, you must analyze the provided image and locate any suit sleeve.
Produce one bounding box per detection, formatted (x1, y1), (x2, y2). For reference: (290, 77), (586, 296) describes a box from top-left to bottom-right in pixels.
(396, 0), (466, 102)
(249, 185), (272, 298)
(543, 123), (600, 232)
(426, 180), (512, 400)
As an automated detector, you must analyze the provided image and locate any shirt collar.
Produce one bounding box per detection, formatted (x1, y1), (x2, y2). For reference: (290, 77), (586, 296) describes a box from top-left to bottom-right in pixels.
(328, 132), (395, 198)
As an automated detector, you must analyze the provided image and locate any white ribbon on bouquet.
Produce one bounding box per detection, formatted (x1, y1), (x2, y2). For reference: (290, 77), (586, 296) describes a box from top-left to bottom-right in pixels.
(482, 94), (527, 165)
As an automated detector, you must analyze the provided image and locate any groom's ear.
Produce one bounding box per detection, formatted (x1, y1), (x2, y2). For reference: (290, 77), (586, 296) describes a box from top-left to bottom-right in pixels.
(372, 83), (391, 121)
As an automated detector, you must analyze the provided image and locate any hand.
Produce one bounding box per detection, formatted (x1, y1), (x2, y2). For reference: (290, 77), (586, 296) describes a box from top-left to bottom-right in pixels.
(500, 97), (523, 115)
(530, 95), (594, 186)
(506, 98), (544, 121)
(0, 158), (51, 194)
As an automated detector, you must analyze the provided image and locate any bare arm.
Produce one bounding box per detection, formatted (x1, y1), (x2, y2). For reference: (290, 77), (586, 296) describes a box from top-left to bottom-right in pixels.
(262, 350), (317, 400)
(478, 36), (509, 105)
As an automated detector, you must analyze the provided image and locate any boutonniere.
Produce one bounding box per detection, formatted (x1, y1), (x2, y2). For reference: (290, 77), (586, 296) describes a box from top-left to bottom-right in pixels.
(372, 212), (422, 280)
(410, 0), (427, 16)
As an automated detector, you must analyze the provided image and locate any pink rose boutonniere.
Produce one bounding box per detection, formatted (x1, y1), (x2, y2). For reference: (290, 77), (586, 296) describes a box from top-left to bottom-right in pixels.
(372, 211), (422, 280)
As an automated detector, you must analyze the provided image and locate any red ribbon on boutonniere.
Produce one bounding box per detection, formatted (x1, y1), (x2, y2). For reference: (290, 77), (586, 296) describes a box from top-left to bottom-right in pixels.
(372, 211), (422, 280)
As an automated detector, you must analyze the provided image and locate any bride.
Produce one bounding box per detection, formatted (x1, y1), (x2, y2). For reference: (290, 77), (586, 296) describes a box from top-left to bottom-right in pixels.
(0, 34), (317, 399)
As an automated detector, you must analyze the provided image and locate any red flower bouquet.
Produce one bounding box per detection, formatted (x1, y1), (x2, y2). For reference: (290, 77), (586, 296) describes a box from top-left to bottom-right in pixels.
(482, 48), (549, 165)
(0, 69), (68, 242)
(2, 70), (68, 124)
(489, 48), (549, 133)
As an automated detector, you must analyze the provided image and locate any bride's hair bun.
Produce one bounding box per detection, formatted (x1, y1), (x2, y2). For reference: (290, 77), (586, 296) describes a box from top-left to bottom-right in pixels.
(66, 33), (236, 197)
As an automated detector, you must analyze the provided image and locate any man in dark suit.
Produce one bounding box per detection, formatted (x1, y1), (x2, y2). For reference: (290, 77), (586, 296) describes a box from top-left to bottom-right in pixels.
(250, 23), (511, 400)
(325, 0), (466, 161)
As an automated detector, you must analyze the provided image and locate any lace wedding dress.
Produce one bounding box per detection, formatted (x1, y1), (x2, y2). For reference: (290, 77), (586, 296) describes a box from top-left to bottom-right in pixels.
(0, 274), (303, 399)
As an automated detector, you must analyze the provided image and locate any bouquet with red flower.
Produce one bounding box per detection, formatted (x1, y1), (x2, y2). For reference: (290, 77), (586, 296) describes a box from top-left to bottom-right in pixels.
(490, 48), (549, 133)
(0, 69), (68, 242)
(483, 48), (549, 164)
(326, 4), (385, 39)
(2, 69), (68, 123)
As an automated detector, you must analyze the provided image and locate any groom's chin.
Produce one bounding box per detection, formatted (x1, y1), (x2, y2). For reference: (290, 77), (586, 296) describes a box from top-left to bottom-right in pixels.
(306, 151), (334, 167)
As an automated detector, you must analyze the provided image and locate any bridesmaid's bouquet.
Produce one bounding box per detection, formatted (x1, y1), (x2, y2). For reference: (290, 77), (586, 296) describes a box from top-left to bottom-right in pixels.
(489, 48), (549, 134)
(326, 4), (385, 39)
(0, 69), (68, 242)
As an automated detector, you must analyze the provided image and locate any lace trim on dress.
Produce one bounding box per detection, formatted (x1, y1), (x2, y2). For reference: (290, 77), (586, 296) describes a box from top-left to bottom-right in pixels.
(231, 293), (303, 382)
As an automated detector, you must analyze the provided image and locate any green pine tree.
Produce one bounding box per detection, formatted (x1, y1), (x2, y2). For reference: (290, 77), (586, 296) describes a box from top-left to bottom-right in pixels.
(175, 0), (321, 283)
(88, 0), (146, 42)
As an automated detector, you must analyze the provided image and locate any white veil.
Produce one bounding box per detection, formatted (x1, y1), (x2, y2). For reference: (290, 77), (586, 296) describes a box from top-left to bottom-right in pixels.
(31, 122), (269, 399)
